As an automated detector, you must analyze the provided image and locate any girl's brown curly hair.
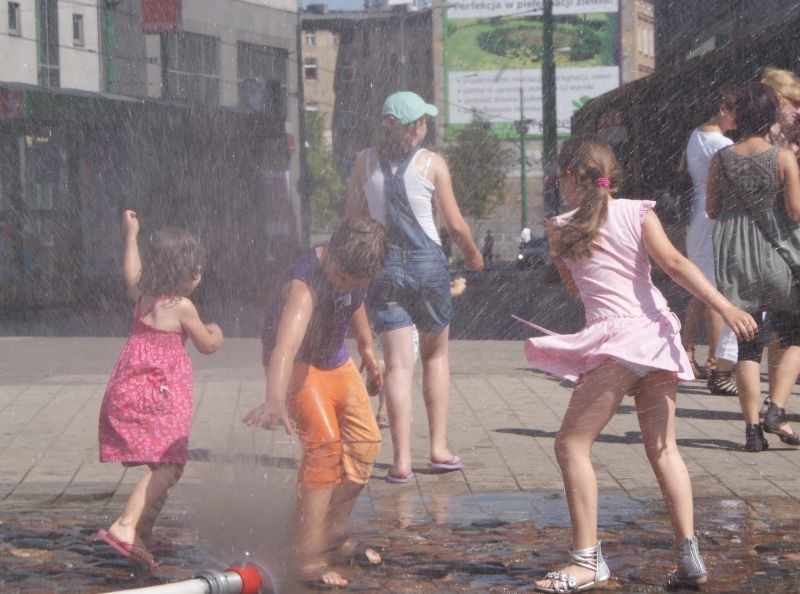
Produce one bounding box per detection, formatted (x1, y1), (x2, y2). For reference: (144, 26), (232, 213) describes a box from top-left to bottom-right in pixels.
(137, 227), (207, 297)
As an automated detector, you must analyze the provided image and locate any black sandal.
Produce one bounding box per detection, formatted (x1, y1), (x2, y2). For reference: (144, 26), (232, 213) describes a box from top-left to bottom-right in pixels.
(745, 424), (769, 452)
(707, 370), (737, 396)
(763, 403), (800, 446)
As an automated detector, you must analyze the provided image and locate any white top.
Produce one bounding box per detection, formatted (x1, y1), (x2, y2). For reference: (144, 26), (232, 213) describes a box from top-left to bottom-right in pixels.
(686, 128), (733, 224)
(362, 147), (440, 245)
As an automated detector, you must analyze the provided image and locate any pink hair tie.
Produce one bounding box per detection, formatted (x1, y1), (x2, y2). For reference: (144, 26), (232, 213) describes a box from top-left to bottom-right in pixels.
(595, 177), (611, 188)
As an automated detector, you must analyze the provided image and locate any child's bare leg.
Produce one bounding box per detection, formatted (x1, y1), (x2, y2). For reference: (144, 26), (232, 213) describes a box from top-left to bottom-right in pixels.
(681, 297), (704, 363)
(635, 373), (694, 540)
(295, 486), (348, 586)
(136, 464), (183, 544)
(107, 463), (182, 563)
(418, 326), (456, 464)
(535, 361), (635, 590)
(375, 392), (388, 426)
(381, 326), (416, 477)
(326, 480), (382, 564)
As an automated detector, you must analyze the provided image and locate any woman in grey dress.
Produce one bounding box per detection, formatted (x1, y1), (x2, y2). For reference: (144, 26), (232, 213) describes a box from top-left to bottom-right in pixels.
(707, 82), (800, 451)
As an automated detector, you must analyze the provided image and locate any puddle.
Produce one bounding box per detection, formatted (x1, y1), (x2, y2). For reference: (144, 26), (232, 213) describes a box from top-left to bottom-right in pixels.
(1, 494), (798, 593)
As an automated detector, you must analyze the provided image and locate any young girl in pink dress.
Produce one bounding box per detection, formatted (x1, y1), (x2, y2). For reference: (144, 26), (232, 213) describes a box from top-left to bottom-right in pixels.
(97, 210), (224, 567)
(526, 138), (756, 592)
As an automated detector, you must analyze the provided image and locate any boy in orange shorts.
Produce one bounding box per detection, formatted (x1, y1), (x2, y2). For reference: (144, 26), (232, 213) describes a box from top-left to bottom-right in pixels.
(244, 217), (387, 587)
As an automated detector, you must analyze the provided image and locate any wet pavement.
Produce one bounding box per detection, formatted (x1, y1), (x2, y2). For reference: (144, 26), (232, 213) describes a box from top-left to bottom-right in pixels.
(2, 493), (799, 593)
(1, 337), (799, 593)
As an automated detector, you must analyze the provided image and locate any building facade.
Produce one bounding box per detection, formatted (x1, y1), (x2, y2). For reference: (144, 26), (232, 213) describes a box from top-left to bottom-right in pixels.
(0, 1), (305, 320)
(301, 6), (434, 178)
(1, 0), (102, 91)
(654, 0), (800, 68)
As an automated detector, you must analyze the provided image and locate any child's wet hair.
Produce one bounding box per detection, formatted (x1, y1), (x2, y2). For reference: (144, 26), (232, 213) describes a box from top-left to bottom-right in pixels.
(328, 217), (388, 279)
(552, 135), (622, 261)
(138, 227), (207, 297)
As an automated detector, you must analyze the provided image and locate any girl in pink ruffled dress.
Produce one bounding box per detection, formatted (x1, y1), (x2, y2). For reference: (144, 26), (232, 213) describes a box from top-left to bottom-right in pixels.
(527, 138), (756, 593)
(96, 210), (224, 567)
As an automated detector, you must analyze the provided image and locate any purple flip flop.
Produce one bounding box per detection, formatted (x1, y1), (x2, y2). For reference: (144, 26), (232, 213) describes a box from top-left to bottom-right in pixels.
(429, 456), (463, 472)
(385, 470), (414, 484)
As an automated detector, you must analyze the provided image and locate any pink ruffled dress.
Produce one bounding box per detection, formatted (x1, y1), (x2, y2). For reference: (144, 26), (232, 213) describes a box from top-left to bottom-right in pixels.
(525, 199), (693, 383)
(98, 297), (194, 466)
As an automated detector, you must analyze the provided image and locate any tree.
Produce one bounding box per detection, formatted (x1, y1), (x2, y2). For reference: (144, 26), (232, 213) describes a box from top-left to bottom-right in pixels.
(445, 112), (515, 219)
(304, 111), (344, 231)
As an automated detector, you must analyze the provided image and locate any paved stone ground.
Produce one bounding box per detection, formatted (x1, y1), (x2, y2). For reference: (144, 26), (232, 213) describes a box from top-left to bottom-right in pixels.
(1, 337), (799, 592)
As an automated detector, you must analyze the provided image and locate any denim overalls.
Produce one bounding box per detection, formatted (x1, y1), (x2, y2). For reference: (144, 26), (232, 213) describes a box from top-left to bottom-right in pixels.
(367, 147), (453, 333)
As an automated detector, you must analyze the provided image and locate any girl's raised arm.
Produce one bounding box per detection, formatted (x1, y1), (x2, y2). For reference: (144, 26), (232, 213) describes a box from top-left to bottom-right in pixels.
(641, 209), (756, 341)
(121, 210), (142, 301)
(431, 154), (483, 271)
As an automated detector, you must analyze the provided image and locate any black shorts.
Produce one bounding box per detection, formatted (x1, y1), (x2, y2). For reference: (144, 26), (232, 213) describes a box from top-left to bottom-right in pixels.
(738, 311), (800, 362)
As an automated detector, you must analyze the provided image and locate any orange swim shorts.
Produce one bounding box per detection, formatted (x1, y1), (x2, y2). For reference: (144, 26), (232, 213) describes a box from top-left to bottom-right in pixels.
(288, 358), (381, 490)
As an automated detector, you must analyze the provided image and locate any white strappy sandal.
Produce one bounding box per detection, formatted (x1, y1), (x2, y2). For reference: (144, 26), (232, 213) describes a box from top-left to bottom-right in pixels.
(665, 536), (708, 589)
(534, 541), (611, 593)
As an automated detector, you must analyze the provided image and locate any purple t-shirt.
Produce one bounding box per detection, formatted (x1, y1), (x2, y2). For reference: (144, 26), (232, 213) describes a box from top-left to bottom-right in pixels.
(262, 246), (367, 370)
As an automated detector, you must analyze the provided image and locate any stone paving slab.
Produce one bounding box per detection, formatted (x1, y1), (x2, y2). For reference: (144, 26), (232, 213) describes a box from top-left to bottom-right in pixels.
(0, 336), (799, 513)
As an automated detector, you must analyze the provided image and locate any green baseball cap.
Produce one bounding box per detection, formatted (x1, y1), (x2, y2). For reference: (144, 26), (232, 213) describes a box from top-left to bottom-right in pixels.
(381, 91), (439, 125)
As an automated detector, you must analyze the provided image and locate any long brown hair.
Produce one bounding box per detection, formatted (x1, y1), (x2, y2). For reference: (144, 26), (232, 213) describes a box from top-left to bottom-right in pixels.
(551, 136), (622, 260)
(376, 116), (426, 161)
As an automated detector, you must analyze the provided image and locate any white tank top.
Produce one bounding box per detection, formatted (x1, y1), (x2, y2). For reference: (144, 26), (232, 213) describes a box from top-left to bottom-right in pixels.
(362, 147), (441, 245)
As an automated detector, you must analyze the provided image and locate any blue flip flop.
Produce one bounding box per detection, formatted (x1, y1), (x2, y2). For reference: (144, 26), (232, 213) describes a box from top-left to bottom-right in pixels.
(429, 456), (462, 472)
(385, 470), (414, 484)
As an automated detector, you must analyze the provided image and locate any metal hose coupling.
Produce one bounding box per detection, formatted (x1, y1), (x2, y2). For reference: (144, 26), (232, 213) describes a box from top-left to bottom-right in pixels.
(194, 564), (263, 594)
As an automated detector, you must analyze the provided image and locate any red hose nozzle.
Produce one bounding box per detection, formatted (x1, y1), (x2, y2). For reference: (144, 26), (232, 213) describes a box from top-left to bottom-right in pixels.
(227, 564), (268, 594)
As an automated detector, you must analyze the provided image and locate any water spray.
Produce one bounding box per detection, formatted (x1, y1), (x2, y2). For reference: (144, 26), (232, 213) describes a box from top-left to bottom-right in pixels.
(102, 564), (272, 594)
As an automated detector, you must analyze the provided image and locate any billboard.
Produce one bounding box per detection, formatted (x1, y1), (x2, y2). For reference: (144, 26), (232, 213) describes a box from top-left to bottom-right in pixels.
(443, 0), (620, 139)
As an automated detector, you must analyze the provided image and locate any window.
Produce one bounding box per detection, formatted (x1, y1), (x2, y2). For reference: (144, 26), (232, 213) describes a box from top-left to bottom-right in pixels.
(8, 2), (20, 35)
(304, 57), (318, 81)
(237, 42), (288, 116)
(305, 31), (316, 47)
(165, 32), (220, 105)
(72, 14), (84, 46)
(338, 55), (355, 83)
(37, 0), (59, 87)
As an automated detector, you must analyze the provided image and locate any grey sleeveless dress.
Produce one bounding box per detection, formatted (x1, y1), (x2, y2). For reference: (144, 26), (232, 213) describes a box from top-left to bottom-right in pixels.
(713, 146), (800, 312)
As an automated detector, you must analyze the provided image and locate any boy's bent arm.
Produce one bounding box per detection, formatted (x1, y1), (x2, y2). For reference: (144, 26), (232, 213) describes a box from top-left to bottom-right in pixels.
(349, 303), (381, 389)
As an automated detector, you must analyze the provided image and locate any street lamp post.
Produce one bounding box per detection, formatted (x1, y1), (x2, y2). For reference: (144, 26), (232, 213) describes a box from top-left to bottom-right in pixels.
(541, 0), (558, 218)
(515, 87), (531, 229)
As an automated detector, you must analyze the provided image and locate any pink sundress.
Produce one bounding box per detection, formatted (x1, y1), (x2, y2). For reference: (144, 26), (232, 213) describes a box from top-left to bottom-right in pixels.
(98, 298), (194, 465)
(525, 199), (693, 383)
